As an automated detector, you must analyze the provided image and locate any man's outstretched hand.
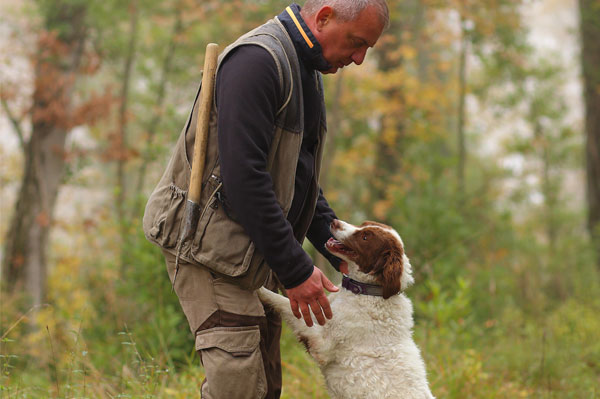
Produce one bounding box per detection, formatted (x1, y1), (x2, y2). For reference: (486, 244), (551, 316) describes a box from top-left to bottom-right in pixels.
(286, 266), (339, 327)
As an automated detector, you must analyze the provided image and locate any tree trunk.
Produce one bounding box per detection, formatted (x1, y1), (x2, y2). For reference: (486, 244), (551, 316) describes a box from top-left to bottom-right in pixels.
(315, 72), (344, 279)
(372, 19), (407, 220)
(116, 0), (139, 270)
(319, 72), (344, 195)
(457, 16), (469, 198)
(414, 0), (429, 83)
(534, 120), (557, 253)
(370, 0), (424, 221)
(578, 0), (600, 265)
(1, 2), (87, 307)
(116, 0), (139, 226)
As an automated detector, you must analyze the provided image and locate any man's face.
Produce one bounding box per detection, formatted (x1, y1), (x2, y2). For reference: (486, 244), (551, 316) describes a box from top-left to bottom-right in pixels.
(313, 5), (385, 74)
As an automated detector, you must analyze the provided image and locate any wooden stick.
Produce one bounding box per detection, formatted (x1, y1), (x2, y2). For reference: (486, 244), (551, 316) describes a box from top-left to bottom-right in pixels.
(189, 43), (219, 204)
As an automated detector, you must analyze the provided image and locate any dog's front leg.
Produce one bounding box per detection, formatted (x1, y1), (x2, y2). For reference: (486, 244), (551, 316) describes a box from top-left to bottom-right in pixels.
(258, 288), (322, 336)
(257, 287), (328, 364)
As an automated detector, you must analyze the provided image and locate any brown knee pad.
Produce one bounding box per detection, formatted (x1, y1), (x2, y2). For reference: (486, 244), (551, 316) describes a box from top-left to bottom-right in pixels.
(261, 305), (282, 399)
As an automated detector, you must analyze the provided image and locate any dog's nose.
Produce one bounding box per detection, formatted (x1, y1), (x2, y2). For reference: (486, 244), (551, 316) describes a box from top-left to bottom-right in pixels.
(331, 219), (342, 230)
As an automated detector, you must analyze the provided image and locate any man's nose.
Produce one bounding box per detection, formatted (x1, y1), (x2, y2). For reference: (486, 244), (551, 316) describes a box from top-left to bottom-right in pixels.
(351, 48), (368, 65)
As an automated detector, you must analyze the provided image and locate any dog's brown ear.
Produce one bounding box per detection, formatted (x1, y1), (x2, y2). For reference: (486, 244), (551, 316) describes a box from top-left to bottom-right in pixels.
(381, 250), (403, 299)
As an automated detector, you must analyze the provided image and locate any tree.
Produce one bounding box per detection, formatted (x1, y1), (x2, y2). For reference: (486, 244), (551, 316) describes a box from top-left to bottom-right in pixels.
(1, 0), (103, 307)
(504, 60), (578, 251)
(116, 0), (140, 255)
(578, 0), (600, 265)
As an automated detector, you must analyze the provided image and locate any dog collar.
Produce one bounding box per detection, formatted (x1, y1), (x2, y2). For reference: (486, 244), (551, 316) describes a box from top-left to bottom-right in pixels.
(342, 275), (384, 297)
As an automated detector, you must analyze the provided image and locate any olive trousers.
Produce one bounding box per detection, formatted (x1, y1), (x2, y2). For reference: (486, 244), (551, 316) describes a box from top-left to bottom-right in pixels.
(163, 250), (282, 399)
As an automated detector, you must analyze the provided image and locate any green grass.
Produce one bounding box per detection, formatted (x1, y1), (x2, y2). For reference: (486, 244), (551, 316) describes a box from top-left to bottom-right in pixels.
(418, 298), (600, 398)
(1, 295), (599, 398)
(0, 309), (325, 398)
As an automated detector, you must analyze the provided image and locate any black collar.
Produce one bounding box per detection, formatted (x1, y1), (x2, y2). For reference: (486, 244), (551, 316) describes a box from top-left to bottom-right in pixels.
(277, 3), (332, 72)
(342, 275), (385, 297)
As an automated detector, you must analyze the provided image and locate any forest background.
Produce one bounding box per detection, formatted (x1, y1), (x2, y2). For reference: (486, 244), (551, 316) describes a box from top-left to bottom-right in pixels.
(1, 0), (599, 397)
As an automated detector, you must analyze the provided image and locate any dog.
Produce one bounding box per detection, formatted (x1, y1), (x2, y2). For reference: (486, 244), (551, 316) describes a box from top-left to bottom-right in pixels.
(258, 219), (435, 399)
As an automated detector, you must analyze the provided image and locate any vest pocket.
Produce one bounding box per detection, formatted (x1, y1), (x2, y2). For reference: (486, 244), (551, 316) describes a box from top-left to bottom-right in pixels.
(190, 190), (256, 277)
(146, 183), (187, 249)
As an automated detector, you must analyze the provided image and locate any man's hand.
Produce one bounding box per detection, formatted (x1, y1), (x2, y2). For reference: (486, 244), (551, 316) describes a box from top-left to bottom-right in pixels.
(286, 266), (339, 327)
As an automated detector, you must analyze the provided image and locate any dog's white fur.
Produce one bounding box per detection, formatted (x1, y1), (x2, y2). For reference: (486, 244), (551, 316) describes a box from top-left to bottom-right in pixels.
(258, 220), (434, 399)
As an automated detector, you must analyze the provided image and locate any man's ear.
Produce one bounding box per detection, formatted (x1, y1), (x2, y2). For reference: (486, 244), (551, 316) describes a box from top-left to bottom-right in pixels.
(315, 6), (334, 30)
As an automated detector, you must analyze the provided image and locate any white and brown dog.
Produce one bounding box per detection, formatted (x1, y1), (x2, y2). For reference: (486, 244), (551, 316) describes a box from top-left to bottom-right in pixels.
(258, 219), (434, 399)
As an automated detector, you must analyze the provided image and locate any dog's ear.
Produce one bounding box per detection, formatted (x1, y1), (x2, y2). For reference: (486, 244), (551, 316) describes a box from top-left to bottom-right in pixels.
(381, 250), (403, 299)
(368, 239), (405, 299)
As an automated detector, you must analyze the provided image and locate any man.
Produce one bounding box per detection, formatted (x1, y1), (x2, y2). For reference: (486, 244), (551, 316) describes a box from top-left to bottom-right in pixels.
(143, 1), (388, 397)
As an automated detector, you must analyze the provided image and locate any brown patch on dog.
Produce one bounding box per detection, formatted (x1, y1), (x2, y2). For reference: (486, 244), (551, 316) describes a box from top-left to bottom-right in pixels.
(360, 221), (391, 229)
(342, 222), (404, 299)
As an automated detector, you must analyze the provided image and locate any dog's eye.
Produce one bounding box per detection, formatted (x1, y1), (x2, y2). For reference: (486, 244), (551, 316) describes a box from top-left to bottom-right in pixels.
(362, 233), (368, 241)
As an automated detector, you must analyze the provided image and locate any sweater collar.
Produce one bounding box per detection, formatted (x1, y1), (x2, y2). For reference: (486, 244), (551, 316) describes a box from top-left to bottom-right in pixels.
(277, 3), (332, 72)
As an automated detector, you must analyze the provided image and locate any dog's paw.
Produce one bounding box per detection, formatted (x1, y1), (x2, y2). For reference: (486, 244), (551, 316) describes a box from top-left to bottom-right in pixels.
(257, 287), (290, 310)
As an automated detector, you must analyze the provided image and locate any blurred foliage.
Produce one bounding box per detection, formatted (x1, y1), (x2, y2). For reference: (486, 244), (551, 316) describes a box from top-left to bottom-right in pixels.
(1, 0), (599, 397)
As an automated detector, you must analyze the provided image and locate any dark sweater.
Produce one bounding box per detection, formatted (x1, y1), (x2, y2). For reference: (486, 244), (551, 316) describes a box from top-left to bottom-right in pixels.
(215, 4), (340, 289)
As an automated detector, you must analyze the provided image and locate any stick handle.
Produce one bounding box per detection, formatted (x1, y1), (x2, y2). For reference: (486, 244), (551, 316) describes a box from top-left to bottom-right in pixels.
(189, 43), (219, 204)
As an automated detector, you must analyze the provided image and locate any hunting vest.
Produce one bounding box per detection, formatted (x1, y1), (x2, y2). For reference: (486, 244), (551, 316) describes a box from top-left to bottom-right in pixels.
(142, 17), (327, 290)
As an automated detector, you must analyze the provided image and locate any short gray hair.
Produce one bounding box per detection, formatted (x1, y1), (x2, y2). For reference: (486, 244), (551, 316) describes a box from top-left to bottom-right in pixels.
(302, 0), (390, 28)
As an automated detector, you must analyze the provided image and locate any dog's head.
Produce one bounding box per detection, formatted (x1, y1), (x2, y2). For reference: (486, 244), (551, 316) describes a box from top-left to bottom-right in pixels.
(326, 219), (414, 298)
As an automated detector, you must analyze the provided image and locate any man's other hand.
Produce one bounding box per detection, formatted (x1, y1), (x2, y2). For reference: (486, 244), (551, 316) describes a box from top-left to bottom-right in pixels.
(286, 266), (338, 327)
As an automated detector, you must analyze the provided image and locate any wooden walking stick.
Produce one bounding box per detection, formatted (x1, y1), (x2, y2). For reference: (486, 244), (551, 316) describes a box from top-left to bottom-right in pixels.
(172, 43), (219, 289)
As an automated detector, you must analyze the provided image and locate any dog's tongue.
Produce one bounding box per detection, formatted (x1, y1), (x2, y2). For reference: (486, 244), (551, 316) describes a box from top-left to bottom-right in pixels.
(326, 237), (342, 248)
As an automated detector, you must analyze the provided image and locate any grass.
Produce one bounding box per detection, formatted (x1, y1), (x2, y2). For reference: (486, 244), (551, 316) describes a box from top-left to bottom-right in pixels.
(419, 298), (600, 398)
(1, 296), (599, 399)
(0, 307), (325, 398)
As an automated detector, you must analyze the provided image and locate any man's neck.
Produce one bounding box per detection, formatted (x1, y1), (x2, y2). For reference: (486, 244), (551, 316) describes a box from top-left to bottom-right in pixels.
(277, 4), (331, 72)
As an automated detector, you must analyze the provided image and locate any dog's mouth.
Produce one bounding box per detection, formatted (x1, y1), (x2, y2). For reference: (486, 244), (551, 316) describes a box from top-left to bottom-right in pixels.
(326, 238), (355, 258)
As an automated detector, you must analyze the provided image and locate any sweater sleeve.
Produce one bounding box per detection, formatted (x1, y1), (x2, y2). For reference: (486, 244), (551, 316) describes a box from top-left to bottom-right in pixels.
(306, 188), (342, 271)
(216, 45), (314, 289)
